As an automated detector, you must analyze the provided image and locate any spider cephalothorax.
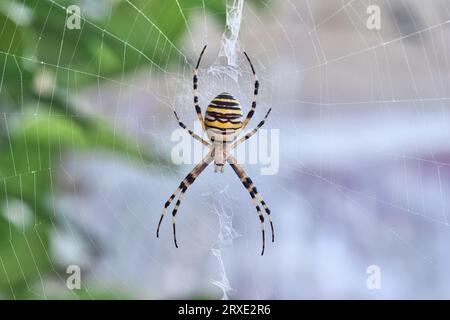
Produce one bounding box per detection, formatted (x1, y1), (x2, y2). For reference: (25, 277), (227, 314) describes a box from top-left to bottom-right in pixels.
(157, 45), (273, 255)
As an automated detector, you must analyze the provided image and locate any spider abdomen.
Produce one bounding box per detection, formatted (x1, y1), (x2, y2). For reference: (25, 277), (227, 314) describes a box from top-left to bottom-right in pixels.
(205, 92), (242, 142)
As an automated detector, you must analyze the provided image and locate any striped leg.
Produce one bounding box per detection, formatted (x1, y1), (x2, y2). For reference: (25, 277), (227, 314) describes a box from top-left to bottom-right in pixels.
(173, 111), (210, 146)
(241, 52), (259, 130)
(156, 152), (213, 246)
(157, 187), (181, 238)
(231, 108), (271, 149)
(249, 190), (265, 255)
(228, 157), (273, 255)
(194, 45), (207, 132)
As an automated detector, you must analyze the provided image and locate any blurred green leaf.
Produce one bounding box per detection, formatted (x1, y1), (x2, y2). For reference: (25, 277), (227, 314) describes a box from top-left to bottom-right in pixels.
(0, 213), (50, 297)
(0, 108), (153, 179)
(0, 11), (30, 106)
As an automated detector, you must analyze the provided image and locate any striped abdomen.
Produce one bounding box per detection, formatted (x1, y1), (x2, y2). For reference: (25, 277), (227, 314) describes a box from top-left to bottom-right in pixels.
(205, 92), (242, 142)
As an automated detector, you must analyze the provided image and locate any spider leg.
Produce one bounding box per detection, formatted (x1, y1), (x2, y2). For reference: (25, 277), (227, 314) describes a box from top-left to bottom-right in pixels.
(249, 190), (265, 256)
(173, 111), (210, 146)
(157, 187), (180, 238)
(172, 155), (212, 248)
(157, 152), (213, 247)
(193, 45), (207, 132)
(232, 108), (271, 149)
(228, 156), (274, 242)
(227, 157), (273, 255)
(241, 52), (259, 130)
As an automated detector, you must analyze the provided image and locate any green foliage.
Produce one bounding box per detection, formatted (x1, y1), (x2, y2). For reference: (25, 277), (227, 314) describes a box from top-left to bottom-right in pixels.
(0, 216), (50, 298)
(0, 0), (266, 299)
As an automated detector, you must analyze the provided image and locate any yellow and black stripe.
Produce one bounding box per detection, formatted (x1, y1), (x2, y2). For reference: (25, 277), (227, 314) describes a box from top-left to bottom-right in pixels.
(205, 93), (243, 133)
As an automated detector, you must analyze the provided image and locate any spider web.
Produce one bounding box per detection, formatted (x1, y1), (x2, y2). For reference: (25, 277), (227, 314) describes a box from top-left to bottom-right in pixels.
(1, 0), (450, 300)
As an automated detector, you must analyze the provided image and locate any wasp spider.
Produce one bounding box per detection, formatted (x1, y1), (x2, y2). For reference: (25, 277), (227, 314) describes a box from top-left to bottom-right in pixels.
(157, 45), (273, 255)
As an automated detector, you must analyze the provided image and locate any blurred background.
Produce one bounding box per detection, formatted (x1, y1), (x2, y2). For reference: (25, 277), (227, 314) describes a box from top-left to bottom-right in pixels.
(1, 0), (450, 299)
